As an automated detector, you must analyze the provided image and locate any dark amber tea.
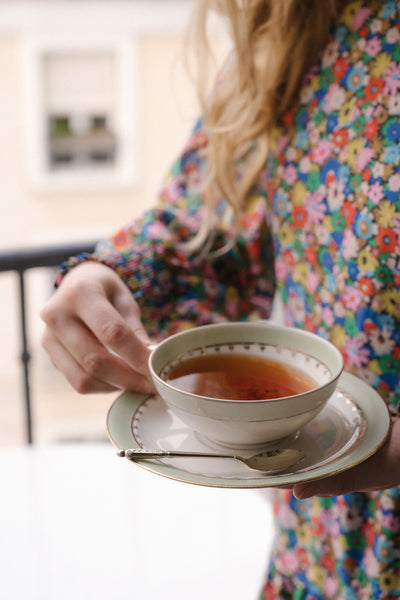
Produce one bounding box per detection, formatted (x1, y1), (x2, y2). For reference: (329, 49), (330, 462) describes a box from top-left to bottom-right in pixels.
(165, 353), (317, 400)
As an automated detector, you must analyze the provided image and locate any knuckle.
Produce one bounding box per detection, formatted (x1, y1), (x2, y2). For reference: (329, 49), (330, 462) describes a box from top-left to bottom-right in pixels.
(40, 305), (57, 326)
(81, 351), (105, 378)
(100, 320), (128, 347)
(74, 374), (95, 395)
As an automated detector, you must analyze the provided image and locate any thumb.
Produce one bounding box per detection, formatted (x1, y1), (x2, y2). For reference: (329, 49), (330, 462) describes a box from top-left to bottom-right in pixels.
(112, 283), (153, 347)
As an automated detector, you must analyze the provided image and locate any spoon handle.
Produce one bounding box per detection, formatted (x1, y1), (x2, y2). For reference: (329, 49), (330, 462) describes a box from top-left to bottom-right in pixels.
(117, 448), (238, 460)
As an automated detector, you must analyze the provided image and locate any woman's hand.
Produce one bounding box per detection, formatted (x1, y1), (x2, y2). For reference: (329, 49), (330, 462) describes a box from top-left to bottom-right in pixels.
(40, 262), (156, 394)
(293, 417), (400, 499)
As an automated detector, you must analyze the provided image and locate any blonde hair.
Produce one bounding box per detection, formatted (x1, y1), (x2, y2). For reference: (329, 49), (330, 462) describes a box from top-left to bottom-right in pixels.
(187, 0), (339, 218)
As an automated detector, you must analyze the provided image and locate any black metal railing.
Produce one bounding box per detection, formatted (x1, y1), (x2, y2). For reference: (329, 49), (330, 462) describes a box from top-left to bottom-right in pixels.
(0, 241), (96, 444)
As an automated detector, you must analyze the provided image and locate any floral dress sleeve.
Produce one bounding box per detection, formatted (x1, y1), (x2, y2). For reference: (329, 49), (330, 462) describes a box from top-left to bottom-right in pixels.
(55, 120), (276, 339)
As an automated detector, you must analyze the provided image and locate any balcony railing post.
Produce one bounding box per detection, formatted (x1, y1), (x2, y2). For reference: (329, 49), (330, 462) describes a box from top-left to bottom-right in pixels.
(18, 269), (33, 444)
(0, 241), (96, 444)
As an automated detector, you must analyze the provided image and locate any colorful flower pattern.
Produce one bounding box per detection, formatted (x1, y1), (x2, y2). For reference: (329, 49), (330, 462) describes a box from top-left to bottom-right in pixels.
(262, 1), (400, 597)
(265, 0), (400, 418)
(56, 0), (400, 597)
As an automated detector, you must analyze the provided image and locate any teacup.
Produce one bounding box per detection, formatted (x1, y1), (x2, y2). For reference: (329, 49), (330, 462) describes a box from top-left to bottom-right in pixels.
(149, 321), (343, 449)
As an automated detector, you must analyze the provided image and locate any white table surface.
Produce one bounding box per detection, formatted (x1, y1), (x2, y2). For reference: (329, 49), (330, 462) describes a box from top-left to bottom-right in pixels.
(0, 443), (274, 600)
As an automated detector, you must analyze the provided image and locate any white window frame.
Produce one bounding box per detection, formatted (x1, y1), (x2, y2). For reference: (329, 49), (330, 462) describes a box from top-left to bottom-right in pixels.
(21, 34), (138, 191)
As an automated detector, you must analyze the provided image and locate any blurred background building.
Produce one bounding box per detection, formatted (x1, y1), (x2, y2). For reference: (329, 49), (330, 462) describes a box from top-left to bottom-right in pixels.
(0, 0), (227, 445)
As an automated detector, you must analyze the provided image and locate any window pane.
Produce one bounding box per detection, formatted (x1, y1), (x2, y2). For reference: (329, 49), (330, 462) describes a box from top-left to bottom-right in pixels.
(44, 52), (116, 113)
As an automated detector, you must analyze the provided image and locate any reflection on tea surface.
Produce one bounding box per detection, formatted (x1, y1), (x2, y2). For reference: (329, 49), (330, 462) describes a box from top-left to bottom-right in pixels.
(165, 354), (317, 400)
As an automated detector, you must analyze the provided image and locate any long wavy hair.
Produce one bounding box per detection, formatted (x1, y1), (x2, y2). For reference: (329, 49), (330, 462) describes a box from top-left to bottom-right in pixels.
(187, 0), (339, 221)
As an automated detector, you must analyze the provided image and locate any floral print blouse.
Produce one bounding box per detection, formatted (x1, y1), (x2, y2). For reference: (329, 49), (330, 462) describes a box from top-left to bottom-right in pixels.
(57, 0), (400, 597)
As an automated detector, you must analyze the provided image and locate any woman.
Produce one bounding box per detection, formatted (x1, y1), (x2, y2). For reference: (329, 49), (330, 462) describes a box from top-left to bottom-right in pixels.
(41, 0), (400, 597)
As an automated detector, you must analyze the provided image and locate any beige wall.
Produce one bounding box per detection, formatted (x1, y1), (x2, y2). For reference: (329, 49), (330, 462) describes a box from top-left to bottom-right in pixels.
(0, 37), (26, 246)
(0, 33), (199, 250)
(0, 24), (206, 445)
(0, 0), (229, 445)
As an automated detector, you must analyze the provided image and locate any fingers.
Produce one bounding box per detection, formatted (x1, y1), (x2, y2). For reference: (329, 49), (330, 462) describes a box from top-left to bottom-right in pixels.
(41, 326), (155, 394)
(293, 418), (400, 499)
(74, 289), (152, 377)
(293, 475), (358, 500)
(40, 262), (155, 394)
(41, 328), (119, 394)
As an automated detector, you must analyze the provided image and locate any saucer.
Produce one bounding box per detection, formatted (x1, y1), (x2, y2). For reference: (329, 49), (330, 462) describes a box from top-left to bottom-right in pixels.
(106, 372), (390, 489)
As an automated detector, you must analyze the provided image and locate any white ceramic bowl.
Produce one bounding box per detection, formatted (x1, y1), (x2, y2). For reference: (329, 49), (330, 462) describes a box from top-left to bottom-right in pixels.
(149, 322), (344, 449)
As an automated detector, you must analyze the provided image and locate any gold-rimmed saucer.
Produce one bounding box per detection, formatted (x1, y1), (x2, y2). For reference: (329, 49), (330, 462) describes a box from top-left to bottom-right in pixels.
(106, 372), (390, 489)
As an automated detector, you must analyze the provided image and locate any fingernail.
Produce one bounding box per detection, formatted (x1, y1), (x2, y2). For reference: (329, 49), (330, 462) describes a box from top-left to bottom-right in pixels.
(293, 490), (306, 500)
(294, 487), (317, 500)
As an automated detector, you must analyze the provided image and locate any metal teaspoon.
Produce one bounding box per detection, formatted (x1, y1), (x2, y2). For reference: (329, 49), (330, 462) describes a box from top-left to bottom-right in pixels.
(117, 447), (305, 473)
